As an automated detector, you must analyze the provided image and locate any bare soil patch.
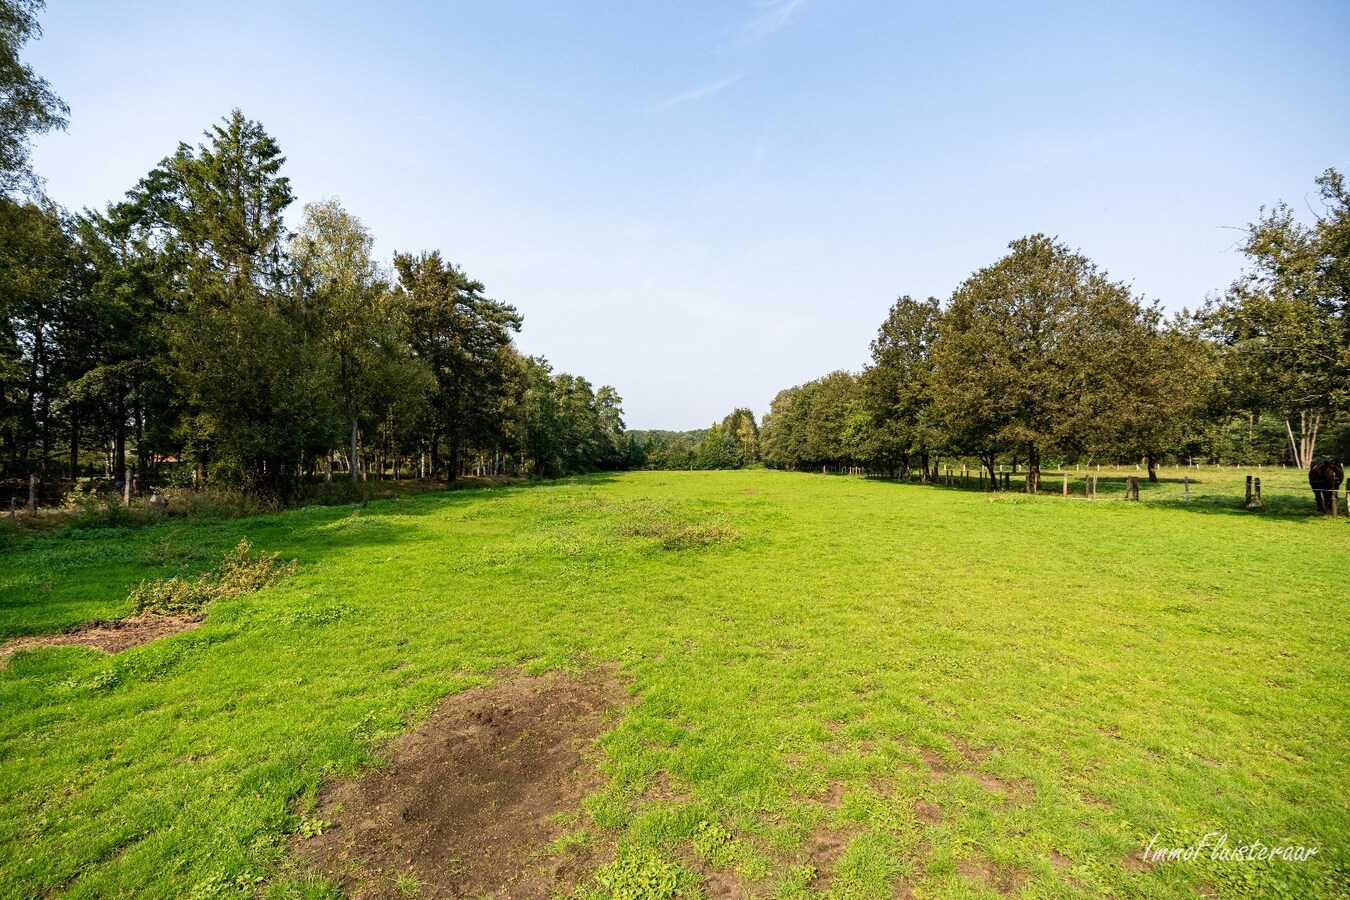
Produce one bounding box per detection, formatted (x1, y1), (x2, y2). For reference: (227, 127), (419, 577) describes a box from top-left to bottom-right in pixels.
(956, 855), (1029, 895)
(914, 740), (1034, 805)
(813, 780), (846, 810)
(918, 748), (951, 777)
(292, 669), (626, 899)
(1124, 851), (1157, 872)
(0, 614), (203, 662)
(800, 827), (854, 891)
(913, 801), (943, 825)
(639, 770), (691, 804)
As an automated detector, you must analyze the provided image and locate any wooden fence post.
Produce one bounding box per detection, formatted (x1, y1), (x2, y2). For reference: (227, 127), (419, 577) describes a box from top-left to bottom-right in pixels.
(1254, 477), (1262, 507)
(27, 474), (37, 515)
(1245, 475), (1252, 508)
(1184, 476), (1189, 503)
(8, 497), (15, 520)
(1062, 473), (1068, 496)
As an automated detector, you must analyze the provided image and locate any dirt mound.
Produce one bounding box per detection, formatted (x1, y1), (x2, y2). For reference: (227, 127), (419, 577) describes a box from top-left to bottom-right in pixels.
(293, 669), (627, 899)
(0, 614), (203, 662)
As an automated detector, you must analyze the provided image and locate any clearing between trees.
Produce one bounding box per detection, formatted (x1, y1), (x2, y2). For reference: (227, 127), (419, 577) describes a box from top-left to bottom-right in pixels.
(0, 469), (1345, 899)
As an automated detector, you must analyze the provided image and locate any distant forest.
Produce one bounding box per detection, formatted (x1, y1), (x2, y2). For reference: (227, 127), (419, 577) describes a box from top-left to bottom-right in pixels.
(2, 1), (1346, 502)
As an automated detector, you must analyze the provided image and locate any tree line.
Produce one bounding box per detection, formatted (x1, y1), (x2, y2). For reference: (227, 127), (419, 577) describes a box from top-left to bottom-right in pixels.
(758, 184), (1349, 482)
(2, 2), (1344, 501)
(0, 6), (626, 499)
(626, 408), (761, 471)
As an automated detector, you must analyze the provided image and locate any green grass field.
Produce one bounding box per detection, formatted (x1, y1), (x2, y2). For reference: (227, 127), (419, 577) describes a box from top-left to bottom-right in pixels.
(0, 469), (1346, 898)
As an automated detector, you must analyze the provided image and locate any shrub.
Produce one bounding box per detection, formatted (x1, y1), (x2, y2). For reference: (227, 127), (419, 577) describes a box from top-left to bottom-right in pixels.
(159, 488), (268, 519)
(128, 540), (297, 616)
(62, 488), (266, 530)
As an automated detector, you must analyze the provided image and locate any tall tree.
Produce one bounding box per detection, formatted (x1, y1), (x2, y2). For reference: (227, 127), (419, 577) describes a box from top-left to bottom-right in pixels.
(858, 295), (942, 478)
(933, 234), (1148, 490)
(0, 199), (83, 477)
(67, 201), (171, 483)
(595, 385), (627, 468)
(720, 407), (759, 466)
(0, 0), (66, 195)
(135, 111), (335, 495)
(1094, 313), (1217, 480)
(393, 251), (521, 480)
(291, 199), (408, 481)
(1204, 169), (1349, 468)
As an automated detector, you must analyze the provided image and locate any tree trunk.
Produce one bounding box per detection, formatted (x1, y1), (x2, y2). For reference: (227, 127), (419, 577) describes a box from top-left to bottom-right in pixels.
(1304, 411), (1320, 467)
(429, 423), (442, 480)
(134, 392), (147, 487)
(447, 433), (460, 484)
(349, 412), (359, 482)
(113, 395), (127, 483)
(1146, 453), (1158, 483)
(1286, 411), (1320, 470)
(69, 407), (79, 480)
(1026, 445), (1039, 493)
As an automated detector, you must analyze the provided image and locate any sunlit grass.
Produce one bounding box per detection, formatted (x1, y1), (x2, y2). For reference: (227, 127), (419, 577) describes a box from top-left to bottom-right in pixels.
(0, 469), (1345, 898)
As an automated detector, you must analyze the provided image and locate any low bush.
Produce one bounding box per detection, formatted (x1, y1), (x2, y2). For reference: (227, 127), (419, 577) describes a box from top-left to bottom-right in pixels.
(128, 540), (297, 616)
(59, 488), (266, 531)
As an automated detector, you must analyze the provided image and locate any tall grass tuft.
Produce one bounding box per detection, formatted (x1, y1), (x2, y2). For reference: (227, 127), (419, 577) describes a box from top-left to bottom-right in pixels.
(127, 540), (296, 616)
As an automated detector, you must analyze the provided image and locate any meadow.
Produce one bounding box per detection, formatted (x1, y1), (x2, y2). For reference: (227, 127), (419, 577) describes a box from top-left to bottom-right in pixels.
(0, 468), (1345, 899)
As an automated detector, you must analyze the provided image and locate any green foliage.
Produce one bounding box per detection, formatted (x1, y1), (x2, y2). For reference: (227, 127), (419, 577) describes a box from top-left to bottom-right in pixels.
(518, 356), (627, 476)
(393, 250), (523, 480)
(0, 0), (67, 195)
(296, 817), (330, 839)
(760, 227), (1335, 480)
(933, 234), (1150, 485)
(89, 488), (264, 524)
(761, 371), (859, 471)
(3, 103), (627, 497)
(585, 849), (695, 900)
(1203, 169), (1349, 466)
(127, 538), (295, 615)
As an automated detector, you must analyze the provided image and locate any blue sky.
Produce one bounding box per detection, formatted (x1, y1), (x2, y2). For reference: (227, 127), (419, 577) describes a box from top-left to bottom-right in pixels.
(27, 1), (1350, 429)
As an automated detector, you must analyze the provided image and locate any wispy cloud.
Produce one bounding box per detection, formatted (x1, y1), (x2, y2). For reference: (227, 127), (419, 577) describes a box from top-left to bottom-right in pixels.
(1003, 131), (1122, 177)
(655, 74), (745, 109)
(745, 0), (813, 38)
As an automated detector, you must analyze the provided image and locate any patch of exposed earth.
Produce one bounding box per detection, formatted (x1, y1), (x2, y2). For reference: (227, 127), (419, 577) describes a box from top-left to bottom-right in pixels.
(292, 669), (627, 899)
(0, 614), (203, 662)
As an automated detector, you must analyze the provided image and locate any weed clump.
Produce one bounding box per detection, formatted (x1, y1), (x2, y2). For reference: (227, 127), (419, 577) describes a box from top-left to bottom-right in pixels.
(62, 489), (267, 530)
(128, 539), (296, 615)
(619, 504), (738, 550)
(582, 849), (696, 900)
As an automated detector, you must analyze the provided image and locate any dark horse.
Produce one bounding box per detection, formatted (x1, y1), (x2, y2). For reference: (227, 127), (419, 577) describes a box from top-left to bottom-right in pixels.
(1309, 460), (1344, 512)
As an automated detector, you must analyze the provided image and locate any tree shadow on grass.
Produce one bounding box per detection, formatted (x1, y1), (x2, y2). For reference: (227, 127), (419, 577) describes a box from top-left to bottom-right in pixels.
(858, 473), (1342, 524)
(0, 473), (627, 640)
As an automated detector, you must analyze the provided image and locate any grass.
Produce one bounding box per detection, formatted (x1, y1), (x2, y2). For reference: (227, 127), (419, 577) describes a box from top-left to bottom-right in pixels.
(0, 468), (1345, 898)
